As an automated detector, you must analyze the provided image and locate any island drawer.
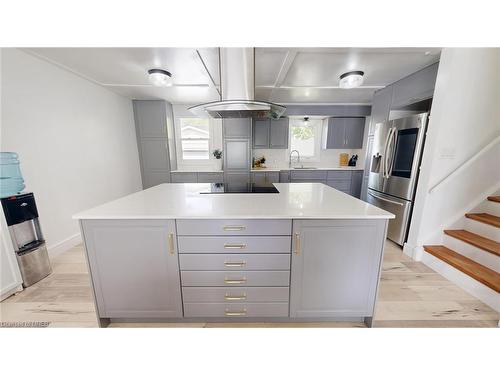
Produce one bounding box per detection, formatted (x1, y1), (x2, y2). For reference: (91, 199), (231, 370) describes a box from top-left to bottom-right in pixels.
(184, 302), (289, 317)
(176, 219), (292, 236)
(177, 236), (291, 254)
(181, 270), (290, 287)
(179, 254), (290, 271)
(182, 287), (289, 303)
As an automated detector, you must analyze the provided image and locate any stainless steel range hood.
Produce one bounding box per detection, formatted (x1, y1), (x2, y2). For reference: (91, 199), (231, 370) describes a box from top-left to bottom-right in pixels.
(189, 48), (286, 119)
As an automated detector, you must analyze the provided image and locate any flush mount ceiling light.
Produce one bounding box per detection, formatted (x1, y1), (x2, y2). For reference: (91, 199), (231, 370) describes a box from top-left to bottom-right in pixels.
(148, 69), (173, 87)
(339, 70), (364, 89)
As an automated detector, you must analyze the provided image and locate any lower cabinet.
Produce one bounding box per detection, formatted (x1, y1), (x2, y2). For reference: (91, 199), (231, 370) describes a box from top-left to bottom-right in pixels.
(290, 219), (386, 318)
(82, 219), (182, 318)
(251, 171), (280, 184)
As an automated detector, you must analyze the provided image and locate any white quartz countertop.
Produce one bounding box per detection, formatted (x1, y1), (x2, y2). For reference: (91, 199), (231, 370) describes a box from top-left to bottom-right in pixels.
(73, 183), (394, 220)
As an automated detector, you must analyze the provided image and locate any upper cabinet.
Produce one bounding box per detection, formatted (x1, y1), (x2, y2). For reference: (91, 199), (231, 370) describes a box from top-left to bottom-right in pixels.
(133, 100), (172, 188)
(252, 118), (289, 149)
(369, 86), (393, 136)
(223, 118), (251, 138)
(391, 63), (439, 108)
(325, 117), (365, 149)
(134, 100), (168, 138)
(253, 119), (270, 148)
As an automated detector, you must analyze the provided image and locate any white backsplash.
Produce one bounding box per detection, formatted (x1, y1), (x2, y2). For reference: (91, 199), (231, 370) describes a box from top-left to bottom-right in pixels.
(252, 148), (366, 169)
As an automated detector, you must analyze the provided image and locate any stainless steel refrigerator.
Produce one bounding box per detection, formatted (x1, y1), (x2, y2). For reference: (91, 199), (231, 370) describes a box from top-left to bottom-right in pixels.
(367, 113), (429, 245)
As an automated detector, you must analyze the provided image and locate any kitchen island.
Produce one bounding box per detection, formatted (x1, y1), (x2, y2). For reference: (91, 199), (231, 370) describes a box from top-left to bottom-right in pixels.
(74, 183), (393, 327)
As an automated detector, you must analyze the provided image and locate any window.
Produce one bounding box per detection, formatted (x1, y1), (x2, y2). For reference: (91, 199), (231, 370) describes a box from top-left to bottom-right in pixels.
(178, 118), (210, 160)
(289, 118), (323, 161)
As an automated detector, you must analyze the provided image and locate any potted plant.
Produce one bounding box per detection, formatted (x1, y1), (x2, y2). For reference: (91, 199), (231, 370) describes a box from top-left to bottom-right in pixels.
(212, 149), (223, 170)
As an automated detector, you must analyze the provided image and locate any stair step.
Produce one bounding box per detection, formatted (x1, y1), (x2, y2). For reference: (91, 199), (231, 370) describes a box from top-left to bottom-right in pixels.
(487, 196), (500, 203)
(424, 245), (500, 293)
(444, 230), (500, 257)
(465, 213), (500, 228)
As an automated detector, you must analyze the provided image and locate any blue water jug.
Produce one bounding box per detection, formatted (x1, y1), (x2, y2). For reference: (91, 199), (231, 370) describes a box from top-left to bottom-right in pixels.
(0, 152), (25, 197)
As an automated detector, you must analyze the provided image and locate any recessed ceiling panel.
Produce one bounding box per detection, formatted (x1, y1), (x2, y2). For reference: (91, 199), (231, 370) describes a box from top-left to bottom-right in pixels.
(281, 48), (440, 87)
(24, 47), (220, 103)
(255, 49), (288, 86)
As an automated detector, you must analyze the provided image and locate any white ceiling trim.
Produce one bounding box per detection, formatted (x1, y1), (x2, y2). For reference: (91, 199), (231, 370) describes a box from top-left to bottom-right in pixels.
(258, 85), (384, 89)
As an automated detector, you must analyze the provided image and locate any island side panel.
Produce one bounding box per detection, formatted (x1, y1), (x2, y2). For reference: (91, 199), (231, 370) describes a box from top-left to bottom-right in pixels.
(289, 219), (388, 320)
(81, 219), (183, 320)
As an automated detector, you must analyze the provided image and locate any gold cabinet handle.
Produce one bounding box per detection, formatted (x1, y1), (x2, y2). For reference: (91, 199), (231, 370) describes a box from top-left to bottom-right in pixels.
(294, 232), (300, 255)
(224, 277), (247, 284)
(168, 233), (175, 255)
(224, 261), (246, 268)
(225, 293), (247, 301)
(224, 244), (247, 249)
(223, 225), (246, 231)
(225, 309), (247, 316)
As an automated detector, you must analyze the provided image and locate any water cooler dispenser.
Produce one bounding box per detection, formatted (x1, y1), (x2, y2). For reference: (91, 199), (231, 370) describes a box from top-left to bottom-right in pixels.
(1, 193), (52, 287)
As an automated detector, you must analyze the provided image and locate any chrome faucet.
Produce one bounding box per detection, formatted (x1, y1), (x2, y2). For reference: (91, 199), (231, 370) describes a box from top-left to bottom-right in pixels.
(289, 150), (300, 168)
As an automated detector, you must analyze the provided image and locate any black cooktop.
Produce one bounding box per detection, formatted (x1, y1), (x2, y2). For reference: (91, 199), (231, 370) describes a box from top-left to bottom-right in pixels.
(200, 183), (280, 194)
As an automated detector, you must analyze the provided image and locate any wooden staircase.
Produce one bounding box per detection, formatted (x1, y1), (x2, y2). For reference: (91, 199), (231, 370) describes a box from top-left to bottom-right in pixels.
(424, 195), (500, 307)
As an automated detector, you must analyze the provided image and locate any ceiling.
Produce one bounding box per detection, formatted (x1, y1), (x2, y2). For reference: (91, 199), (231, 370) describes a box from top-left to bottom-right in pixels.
(25, 47), (440, 105)
(255, 48), (440, 104)
(25, 47), (221, 104)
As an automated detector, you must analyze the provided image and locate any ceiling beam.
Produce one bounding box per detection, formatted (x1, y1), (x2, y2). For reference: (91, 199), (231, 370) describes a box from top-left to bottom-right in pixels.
(273, 50), (298, 88)
(196, 49), (221, 97)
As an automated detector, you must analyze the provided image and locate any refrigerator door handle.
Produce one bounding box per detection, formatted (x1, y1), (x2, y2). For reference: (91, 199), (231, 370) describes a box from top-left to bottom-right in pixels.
(382, 127), (394, 178)
(367, 190), (404, 206)
(387, 128), (398, 177)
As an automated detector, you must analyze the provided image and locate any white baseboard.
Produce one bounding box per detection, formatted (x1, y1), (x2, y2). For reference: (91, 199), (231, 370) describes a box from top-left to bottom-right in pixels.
(422, 251), (500, 312)
(47, 232), (82, 258)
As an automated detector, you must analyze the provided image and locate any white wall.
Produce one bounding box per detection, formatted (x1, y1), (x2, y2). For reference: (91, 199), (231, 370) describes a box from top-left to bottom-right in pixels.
(1, 49), (142, 256)
(404, 48), (500, 258)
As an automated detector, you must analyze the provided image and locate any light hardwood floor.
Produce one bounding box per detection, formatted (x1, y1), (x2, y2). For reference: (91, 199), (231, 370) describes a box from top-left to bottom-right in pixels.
(1, 240), (498, 328)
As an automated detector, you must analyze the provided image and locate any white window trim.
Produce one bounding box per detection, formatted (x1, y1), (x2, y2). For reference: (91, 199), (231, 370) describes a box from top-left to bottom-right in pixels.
(174, 116), (215, 167)
(289, 118), (323, 162)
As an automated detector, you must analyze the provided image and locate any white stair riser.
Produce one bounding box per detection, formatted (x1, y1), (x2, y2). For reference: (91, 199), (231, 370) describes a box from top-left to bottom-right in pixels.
(443, 235), (500, 272)
(422, 252), (500, 312)
(464, 218), (500, 242)
(473, 200), (500, 217)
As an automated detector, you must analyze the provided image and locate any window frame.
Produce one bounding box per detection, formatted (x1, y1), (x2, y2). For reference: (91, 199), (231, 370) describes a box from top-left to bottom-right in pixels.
(174, 116), (214, 166)
(288, 117), (323, 162)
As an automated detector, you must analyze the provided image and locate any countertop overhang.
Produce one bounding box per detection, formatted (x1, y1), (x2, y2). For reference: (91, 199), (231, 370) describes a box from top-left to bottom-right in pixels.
(73, 183), (394, 220)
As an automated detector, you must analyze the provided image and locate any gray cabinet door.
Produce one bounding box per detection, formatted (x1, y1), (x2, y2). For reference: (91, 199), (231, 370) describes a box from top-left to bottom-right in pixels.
(350, 170), (363, 198)
(326, 118), (347, 149)
(251, 172), (267, 184)
(344, 118), (365, 149)
(143, 172), (170, 188)
(269, 118), (289, 149)
(253, 119), (270, 149)
(170, 172), (198, 183)
(279, 171), (290, 183)
(223, 172), (250, 186)
(223, 118), (251, 138)
(141, 139), (169, 171)
(197, 172), (223, 183)
(224, 139), (250, 170)
(391, 63), (438, 108)
(369, 86), (393, 136)
(266, 171), (280, 183)
(290, 219), (386, 318)
(82, 219), (182, 318)
(133, 100), (167, 138)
